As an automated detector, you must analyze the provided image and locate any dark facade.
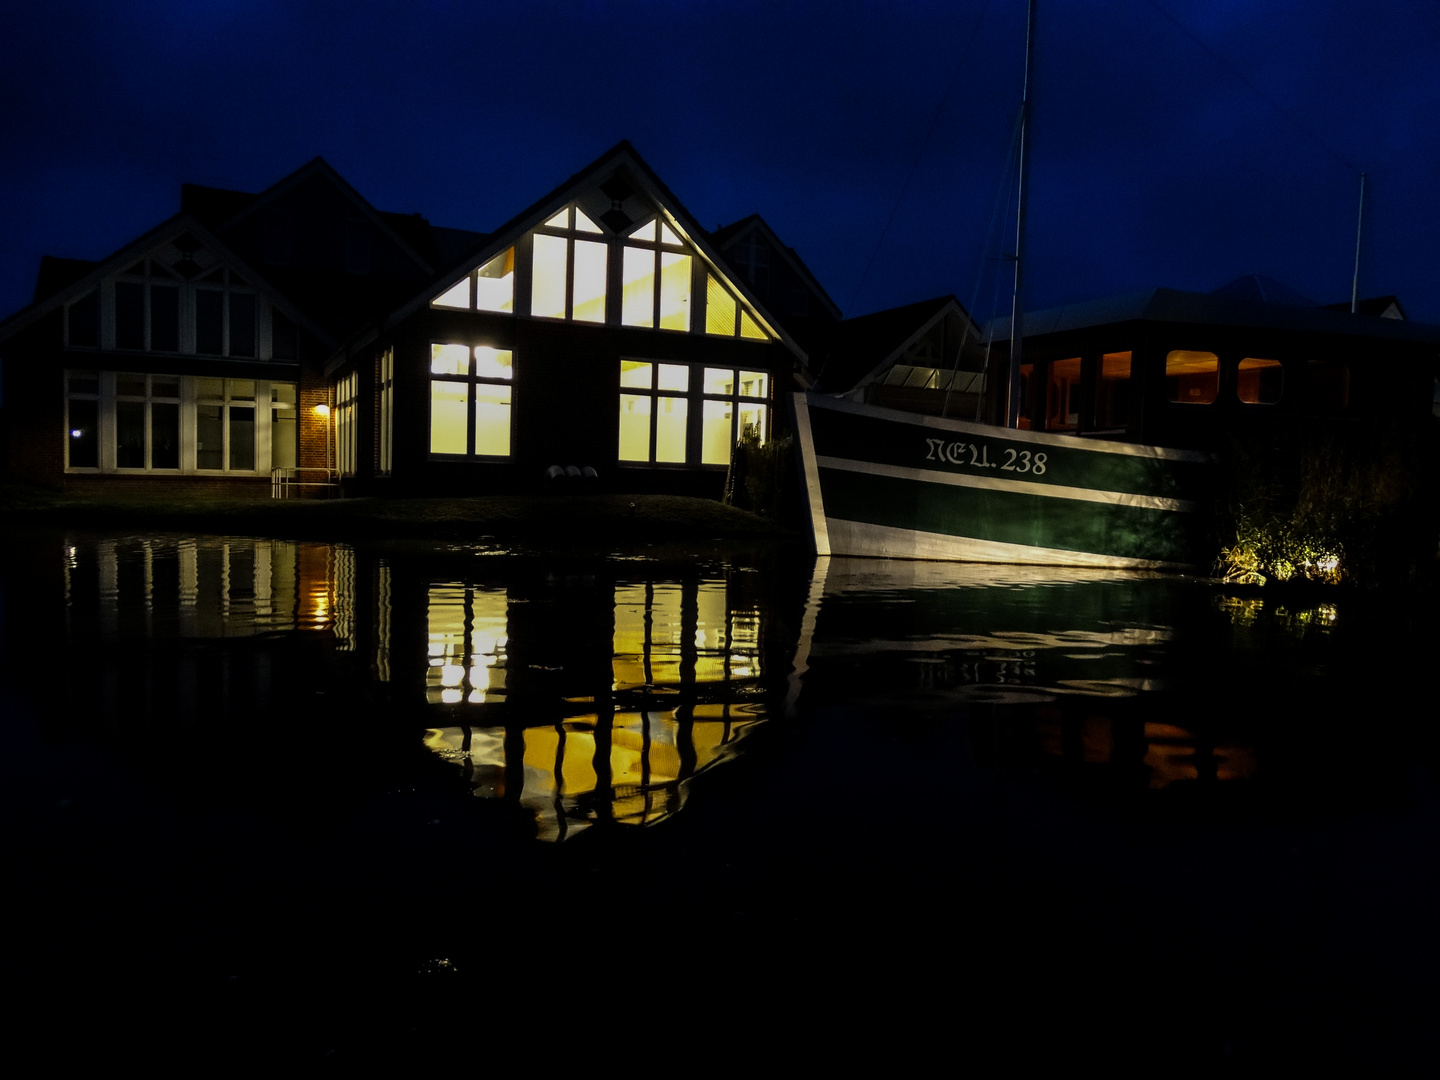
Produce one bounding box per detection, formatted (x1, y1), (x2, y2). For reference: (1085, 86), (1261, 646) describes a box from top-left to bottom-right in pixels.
(0, 144), (810, 500)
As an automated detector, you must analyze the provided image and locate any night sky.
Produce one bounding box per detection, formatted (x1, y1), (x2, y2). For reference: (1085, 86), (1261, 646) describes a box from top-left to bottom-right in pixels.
(3, 0), (1438, 326)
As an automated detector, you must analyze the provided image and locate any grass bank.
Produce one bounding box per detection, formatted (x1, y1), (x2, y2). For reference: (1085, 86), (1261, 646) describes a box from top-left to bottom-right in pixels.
(0, 482), (798, 550)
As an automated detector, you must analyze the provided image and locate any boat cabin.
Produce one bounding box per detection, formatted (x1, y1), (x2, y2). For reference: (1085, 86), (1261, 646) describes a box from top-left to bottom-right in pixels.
(983, 283), (1440, 450)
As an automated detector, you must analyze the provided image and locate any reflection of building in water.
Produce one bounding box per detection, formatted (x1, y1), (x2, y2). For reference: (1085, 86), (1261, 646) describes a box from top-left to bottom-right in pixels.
(59, 536), (356, 728)
(1023, 711), (1256, 789)
(423, 577), (767, 841)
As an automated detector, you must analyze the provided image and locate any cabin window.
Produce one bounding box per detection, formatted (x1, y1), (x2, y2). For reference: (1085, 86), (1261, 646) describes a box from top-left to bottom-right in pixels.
(1237, 358), (1283, 404)
(196, 378), (257, 471)
(430, 343), (513, 458)
(1046, 357), (1082, 431)
(116, 374), (181, 470)
(1095, 351), (1132, 428)
(66, 371), (101, 469)
(1305, 362), (1349, 411)
(1166, 350), (1219, 404)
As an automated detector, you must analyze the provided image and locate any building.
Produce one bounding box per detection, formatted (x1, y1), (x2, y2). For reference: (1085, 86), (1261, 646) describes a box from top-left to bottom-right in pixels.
(0, 142), (813, 499)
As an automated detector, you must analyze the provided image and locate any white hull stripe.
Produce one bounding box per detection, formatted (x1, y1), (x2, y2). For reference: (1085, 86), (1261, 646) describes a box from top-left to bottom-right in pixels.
(816, 455), (1200, 513)
(825, 518), (1196, 571)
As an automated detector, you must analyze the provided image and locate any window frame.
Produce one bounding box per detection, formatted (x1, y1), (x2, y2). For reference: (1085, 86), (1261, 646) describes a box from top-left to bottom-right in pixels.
(428, 343), (514, 460)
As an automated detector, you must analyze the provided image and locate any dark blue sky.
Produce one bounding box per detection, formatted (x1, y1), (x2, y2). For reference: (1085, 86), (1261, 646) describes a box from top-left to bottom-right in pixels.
(3, 0), (1438, 324)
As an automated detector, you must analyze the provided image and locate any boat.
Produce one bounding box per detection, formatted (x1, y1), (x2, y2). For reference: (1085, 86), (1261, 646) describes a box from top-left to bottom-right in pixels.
(788, 2), (1439, 571)
(792, 0), (1210, 570)
(792, 392), (1211, 569)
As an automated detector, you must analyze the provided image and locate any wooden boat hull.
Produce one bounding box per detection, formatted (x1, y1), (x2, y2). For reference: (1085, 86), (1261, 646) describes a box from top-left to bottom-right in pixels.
(792, 393), (1212, 569)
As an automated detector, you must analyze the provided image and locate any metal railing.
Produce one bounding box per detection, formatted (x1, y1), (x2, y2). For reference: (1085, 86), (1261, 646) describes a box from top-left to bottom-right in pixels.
(271, 466), (340, 499)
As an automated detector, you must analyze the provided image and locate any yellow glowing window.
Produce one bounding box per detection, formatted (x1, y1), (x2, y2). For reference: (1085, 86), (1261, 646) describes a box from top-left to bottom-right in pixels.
(701, 399), (732, 464)
(657, 364), (689, 391)
(475, 249), (514, 313)
(618, 393), (652, 461)
(1238, 357), (1283, 404)
(574, 207), (602, 234)
(431, 248), (515, 312)
(659, 222), (681, 245)
(531, 233), (568, 319)
(622, 247), (655, 327)
(572, 240), (608, 323)
(430, 382), (468, 454)
(701, 366), (770, 464)
(620, 360), (652, 388)
(618, 361), (690, 464)
(544, 209), (569, 228)
(740, 311), (766, 339)
(1166, 350), (1219, 404)
(659, 251), (691, 330)
(630, 220), (657, 243)
(430, 342), (513, 457)
(706, 274), (736, 335)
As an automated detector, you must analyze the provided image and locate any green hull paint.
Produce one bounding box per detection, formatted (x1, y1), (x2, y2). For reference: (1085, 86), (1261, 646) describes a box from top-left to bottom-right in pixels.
(797, 394), (1212, 567)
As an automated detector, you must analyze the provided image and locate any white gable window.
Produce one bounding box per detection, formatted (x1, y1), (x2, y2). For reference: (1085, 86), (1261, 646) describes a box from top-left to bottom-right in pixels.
(431, 248), (515, 313)
(65, 241), (286, 359)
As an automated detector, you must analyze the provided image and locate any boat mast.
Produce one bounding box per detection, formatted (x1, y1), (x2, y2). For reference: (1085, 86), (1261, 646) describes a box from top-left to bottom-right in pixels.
(1006, 0), (1036, 428)
(1350, 171), (1366, 314)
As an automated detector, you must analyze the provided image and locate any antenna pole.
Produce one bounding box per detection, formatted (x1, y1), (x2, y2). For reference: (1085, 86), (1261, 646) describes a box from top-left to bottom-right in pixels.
(1006, 0), (1035, 427)
(1350, 172), (1366, 314)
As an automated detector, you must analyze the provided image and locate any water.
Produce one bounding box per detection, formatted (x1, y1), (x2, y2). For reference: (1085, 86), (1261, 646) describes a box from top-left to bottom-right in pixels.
(2, 529), (1436, 1066)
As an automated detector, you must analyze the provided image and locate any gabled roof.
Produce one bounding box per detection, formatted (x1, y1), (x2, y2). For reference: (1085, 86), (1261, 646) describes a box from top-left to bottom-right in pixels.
(1210, 273), (1317, 308)
(0, 213), (336, 351)
(815, 295), (982, 392)
(986, 286), (1440, 346)
(353, 141), (806, 366)
(708, 213), (843, 321)
(202, 156), (439, 275)
(33, 256), (100, 304)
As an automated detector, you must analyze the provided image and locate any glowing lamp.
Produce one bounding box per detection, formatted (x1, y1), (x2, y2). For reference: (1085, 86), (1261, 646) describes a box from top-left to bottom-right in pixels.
(313, 404), (331, 417)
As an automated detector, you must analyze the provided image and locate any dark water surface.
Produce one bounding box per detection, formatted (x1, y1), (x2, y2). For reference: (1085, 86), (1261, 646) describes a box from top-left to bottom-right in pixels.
(3, 530), (1436, 1067)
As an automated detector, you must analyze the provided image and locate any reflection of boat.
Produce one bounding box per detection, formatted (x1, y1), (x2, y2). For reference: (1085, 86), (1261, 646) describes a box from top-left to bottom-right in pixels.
(793, 393), (1211, 568)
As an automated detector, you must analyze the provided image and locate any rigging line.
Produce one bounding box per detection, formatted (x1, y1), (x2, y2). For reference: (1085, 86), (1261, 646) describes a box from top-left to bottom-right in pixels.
(847, 0), (993, 315)
(943, 102), (1022, 418)
(1143, 0), (1358, 174)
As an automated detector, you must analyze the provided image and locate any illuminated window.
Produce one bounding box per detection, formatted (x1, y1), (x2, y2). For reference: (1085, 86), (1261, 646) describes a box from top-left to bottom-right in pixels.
(1165, 350), (1219, 404)
(1237, 357), (1283, 404)
(432, 248), (516, 313)
(619, 361), (689, 463)
(272, 383), (297, 470)
(703, 273), (768, 339)
(622, 219), (691, 331)
(531, 207), (608, 323)
(701, 367), (770, 464)
(430, 343), (513, 457)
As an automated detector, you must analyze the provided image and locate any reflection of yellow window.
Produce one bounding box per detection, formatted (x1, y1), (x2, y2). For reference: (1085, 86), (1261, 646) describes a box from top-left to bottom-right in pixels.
(1237, 358), (1283, 404)
(1166, 350), (1219, 404)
